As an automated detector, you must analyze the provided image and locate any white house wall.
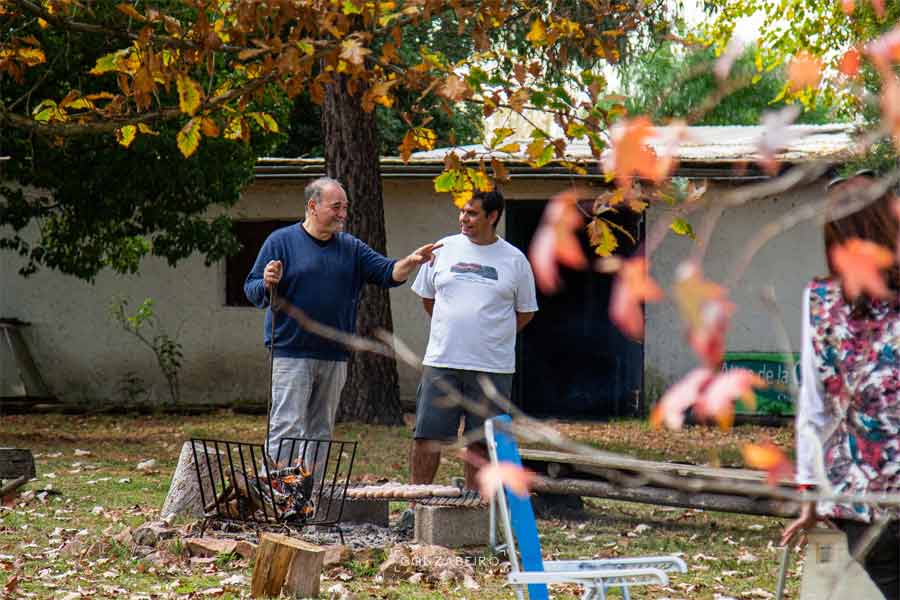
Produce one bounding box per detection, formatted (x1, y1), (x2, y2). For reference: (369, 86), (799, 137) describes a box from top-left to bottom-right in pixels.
(643, 181), (827, 401)
(3, 175), (827, 409)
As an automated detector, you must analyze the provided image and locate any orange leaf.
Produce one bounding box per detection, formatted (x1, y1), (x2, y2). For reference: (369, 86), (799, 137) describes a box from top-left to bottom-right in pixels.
(842, 0), (855, 14)
(742, 441), (794, 485)
(650, 368), (714, 430)
(477, 461), (536, 499)
(602, 116), (660, 188)
(788, 51), (823, 93)
(439, 74), (470, 102)
(694, 369), (765, 430)
(528, 190), (587, 294)
(830, 238), (894, 300)
(838, 47), (861, 77)
(870, 0), (885, 18)
(610, 257), (663, 340)
(673, 263), (734, 367)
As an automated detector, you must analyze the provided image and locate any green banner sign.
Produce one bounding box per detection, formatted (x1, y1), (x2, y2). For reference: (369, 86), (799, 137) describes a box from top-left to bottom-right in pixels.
(721, 352), (800, 416)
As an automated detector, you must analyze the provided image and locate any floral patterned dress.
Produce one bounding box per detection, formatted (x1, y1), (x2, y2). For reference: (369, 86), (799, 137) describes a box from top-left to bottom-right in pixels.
(806, 277), (900, 522)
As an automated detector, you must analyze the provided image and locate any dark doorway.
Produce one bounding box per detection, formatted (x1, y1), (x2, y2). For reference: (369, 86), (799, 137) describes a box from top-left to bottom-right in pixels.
(505, 199), (645, 420)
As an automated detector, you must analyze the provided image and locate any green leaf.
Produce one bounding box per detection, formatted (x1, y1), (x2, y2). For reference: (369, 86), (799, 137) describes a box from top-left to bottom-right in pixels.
(32, 99), (58, 123)
(434, 170), (459, 193)
(670, 217), (696, 239)
(176, 74), (203, 115)
(89, 49), (128, 75)
(342, 0), (363, 14)
(176, 118), (202, 158)
(116, 125), (137, 148)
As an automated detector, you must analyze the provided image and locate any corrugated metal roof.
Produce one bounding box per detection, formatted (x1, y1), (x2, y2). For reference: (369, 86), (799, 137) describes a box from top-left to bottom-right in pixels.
(407, 124), (856, 163)
(255, 124), (855, 179)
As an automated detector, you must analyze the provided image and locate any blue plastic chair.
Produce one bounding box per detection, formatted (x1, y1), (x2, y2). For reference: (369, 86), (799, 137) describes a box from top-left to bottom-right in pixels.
(485, 415), (688, 600)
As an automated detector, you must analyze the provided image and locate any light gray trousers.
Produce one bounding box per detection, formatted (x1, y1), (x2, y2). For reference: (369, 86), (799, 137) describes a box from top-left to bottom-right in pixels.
(267, 357), (347, 481)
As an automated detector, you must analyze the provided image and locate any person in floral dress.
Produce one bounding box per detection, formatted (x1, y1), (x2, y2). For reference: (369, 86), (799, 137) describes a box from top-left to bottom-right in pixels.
(782, 172), (900, 599)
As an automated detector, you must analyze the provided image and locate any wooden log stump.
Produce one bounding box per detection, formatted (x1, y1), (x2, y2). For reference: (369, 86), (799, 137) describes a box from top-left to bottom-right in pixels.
(160, 442), (224, 519)
(251, 533), (324, 598)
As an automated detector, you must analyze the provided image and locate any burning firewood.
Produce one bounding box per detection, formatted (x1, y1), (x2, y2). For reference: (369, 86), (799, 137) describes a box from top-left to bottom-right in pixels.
(204, 462), (317, 523)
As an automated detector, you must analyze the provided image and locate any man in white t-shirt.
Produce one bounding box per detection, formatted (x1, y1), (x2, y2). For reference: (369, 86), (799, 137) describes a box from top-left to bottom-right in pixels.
(409, 189), (538, 491)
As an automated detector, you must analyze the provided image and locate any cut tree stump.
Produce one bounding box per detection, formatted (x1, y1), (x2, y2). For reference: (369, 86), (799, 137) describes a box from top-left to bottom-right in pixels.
(160, 441), (224, 519)
(0, 448), (36, 481)
(251, 533), (324, 598)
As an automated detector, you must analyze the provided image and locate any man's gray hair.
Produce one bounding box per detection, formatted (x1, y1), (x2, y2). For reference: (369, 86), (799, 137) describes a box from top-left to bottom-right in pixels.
(305, 177), (345, 204)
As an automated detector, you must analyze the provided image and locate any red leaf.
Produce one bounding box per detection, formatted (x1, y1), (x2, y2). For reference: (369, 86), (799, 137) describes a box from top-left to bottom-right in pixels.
(830, 238), (894, 300)
(842, 0), (855, 14)
(742, 441), (794, 485)
(838, 47), (861, 77)
(788, 51), (823, 93)
(477, 461), (536, 499)
(610, 257), (663, 340)
(650, 367), (715, 430)
(694, 368), (765, 430)
(865, 25), (900, 78)
(528, 190), (587, 294)
(602, 117), (661, 188)
(673, 264), (735, 367)
(870, 0), (885, 18)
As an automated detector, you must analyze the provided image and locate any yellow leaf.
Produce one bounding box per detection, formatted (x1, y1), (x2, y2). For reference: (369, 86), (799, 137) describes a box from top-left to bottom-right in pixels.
(526, 19), (547, 45)
(497, 143), (520, 154)
(38, 18), (48, 28)
(200, 118), (219, 137)
(16, 47), (45, 66)
(137, 123), (159, 135)
(176, 118), (202, 158)
(224, 116), (245, 141)
(176, 74), (202, 115)
(413, 127), (436, 151)
(468, 167), (493, 192)
(452, 187), (474, 208)
(489, 127), (514, 148)
(588, 219), (618, 256)
(116, 125), (137, 148)
(89, 49), (129, 75)
(247, 112), (279, 133)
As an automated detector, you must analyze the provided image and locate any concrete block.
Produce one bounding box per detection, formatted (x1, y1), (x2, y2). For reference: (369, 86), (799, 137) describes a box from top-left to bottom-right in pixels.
(414, 505), (489, 548)
(326, 498), (389, 527)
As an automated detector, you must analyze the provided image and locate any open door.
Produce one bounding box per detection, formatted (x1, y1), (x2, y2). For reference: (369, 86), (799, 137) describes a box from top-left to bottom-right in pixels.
(505, 199), (644, 419)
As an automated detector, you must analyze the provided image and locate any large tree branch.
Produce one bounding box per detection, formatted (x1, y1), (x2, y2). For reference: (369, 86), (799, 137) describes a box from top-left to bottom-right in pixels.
(0, 73), (275, 136)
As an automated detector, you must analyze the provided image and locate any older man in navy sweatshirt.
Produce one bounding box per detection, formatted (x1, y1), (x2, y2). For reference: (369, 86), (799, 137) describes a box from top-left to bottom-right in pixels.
(245, 177), (440, 468)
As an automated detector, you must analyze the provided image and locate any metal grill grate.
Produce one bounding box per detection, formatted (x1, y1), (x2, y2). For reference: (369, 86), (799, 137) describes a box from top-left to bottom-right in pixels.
(190, 437), (357, 531)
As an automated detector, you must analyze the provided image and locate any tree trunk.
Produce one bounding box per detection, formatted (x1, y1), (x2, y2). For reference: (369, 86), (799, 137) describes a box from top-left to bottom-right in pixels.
(323, 74), (403, 425)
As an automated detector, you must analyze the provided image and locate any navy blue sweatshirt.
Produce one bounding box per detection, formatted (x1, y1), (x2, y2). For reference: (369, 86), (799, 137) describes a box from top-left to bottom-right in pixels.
(244, 224), (401, 360)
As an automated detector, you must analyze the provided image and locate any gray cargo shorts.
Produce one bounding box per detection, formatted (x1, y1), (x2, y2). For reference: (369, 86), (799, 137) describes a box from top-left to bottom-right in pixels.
(413, 366), (513, 441)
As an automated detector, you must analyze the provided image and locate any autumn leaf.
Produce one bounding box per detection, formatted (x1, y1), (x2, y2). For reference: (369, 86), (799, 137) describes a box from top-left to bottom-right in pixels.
(116, 125), (137, 148)
(742, 441), (794, 485)
(694, 368), (765, 430)
(340, 38), (370, 66)
(137, 122), (159, 135)
(587, 219), (618, 257)
(787, 51), (822, 93)
(16, 46), (45, 67)
(670, 217), (695, 239)
(176, 74), (203, 115)
(224, 116), (247, 141)
(842, 0), (855, 14)
(830, 238), (894, 300)
(89, 49), (129, 75)
(609, 256), (663, 340)
(176, 117), (202, 158)
(526, 19), (547, 45)
(838, 47), (861, 77)
(528, 190), (587, 294)
(477, 461), (536, 499)
(870, 0), (885, 18)
(247, 112), (279, 133)
(200, 117), (219, 137)
(439, 74), (470, 102)
(650, 368), (715, 430)
(491, 158), (510, 183)
(673, 263), (734, 367)
(602, 116), (661, 188)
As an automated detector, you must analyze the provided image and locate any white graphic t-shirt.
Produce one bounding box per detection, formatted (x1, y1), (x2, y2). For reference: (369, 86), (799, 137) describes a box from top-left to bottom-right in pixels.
(411, 234), (538, 374)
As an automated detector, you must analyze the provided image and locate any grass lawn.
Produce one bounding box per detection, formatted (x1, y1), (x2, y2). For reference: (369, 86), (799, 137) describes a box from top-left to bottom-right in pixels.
(0, 412), (803, 599)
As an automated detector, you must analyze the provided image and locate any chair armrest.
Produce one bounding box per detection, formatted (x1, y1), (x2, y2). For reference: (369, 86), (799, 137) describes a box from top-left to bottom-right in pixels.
(508, 567), (669, 587)
(544, 556), (688, 573)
